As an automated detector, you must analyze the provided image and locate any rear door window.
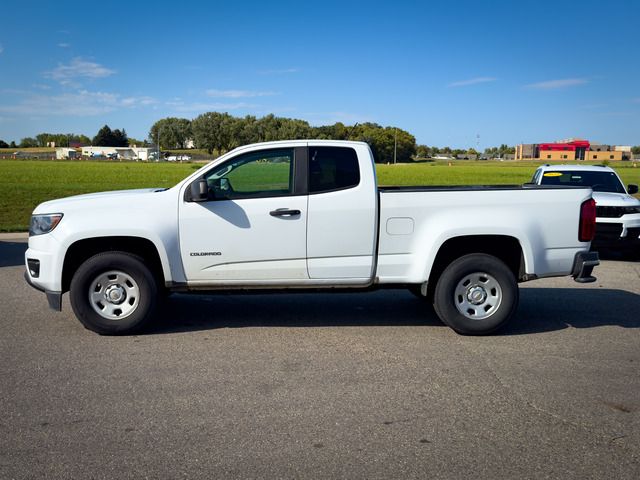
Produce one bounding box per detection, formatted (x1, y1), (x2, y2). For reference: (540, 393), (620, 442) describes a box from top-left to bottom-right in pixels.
(308, 147), (360, 194)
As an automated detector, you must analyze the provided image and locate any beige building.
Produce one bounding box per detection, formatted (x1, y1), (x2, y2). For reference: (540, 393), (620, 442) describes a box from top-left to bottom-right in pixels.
(516, 139), (628, 161)
(538, 150), (574, 161)
(585, 150), (623, 161)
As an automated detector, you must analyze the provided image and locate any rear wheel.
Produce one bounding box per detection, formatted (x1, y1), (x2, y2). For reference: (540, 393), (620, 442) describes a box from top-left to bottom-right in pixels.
(433, 253), (518, 335)
(70, 252), (158, 335)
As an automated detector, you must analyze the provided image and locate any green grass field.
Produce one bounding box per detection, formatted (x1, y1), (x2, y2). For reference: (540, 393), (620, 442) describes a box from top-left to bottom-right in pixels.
(1, 159), (639, 231)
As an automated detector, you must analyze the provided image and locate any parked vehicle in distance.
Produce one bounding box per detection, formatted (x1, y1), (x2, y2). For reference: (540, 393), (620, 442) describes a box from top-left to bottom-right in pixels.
(166, 154), (192, 162)
(25, 140), (599, 336)
(531, 164), (640, 254)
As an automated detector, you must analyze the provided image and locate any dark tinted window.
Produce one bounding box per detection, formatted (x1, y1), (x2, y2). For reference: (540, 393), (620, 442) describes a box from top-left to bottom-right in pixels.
(309, 147), (360, 193)
(539, 170), (625, 193)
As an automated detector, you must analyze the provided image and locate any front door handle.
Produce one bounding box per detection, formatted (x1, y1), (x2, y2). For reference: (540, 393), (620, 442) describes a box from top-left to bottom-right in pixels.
(269, 208), (301, 217)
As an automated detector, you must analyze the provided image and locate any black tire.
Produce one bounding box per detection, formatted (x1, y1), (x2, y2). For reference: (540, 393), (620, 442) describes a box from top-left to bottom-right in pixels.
(69, 252), (158, 335)
(433, 253), (518, 335)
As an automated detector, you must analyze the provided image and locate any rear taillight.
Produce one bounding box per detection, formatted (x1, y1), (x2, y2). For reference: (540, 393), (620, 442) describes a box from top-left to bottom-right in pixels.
(579, 198), (596, 242)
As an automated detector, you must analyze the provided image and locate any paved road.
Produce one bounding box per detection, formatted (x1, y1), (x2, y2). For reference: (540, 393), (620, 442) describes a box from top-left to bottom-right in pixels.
(1, 236), (639, 479)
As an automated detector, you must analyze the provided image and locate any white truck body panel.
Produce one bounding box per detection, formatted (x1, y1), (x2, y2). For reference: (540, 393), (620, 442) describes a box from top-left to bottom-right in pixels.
(306, 142), (378, 280)
(179, 195), (309, 282)
(376, 188), (592, 283)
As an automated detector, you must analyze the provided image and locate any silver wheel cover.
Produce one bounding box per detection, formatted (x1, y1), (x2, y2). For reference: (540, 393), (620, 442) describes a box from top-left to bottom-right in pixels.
(88, 270), (140, 320)
(454, 272), (502, 320)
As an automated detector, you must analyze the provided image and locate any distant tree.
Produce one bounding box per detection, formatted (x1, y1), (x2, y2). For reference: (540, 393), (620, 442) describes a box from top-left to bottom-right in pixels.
(164, 111), (416, 161)
(35, 133), (50, 147)
(632, 145), (640, 155)
(0, 140), (9, 148)
(19, 137), (38, 148)
(484, 146), (499, 157)
(312, 122), (349, 140)
(498, 144), (515, 156)
(235, 115), (260, 145)
(70, 134), (91, 146)
(127, 137), (149, 147)
(191, 112), (227, 154)
(92, 125), (127, 146)
(149, 118), (192, 149)
(112, 128), (129, 147)
(92, 125), (114, 146)
(277, 117), (312, 140)
(10, 141), (16, 148)
(415, 145), (431, 158)
(350, 123), (416, 163)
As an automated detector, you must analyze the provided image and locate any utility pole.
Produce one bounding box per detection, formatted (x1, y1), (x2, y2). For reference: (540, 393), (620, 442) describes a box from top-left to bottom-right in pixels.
(393, 128), (397, 164)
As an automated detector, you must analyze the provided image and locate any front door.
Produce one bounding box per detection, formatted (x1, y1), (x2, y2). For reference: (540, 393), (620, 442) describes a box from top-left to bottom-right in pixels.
(179, 147), (308, 283)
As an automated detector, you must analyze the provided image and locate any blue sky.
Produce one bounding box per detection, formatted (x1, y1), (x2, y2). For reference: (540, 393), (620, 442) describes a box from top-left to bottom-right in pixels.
(0, 0), (638, 148)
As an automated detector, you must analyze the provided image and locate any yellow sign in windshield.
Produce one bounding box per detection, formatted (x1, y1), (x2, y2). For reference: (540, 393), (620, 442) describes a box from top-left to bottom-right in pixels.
(543, 172), (563, 177)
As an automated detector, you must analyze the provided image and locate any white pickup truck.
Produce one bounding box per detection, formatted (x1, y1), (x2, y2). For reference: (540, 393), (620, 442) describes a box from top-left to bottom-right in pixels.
(25, 140), (599, 335)
(531, 164), (640, 255)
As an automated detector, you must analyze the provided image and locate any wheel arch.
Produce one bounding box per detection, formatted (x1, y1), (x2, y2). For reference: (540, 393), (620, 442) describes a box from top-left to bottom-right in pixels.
(62, 236), (167, 293)
(427, 235), (525, 298)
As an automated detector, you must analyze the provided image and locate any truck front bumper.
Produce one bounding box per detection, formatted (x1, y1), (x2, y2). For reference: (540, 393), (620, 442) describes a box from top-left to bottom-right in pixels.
(571, 251), (599, 283)
(24, 271), (62, 311)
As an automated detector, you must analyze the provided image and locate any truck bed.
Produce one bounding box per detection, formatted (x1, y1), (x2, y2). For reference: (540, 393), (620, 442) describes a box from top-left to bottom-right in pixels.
(379, 184), (585, 193)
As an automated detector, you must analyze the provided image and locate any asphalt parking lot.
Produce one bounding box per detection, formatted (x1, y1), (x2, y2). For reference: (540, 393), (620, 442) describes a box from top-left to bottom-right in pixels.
(1, 235), (639, 479)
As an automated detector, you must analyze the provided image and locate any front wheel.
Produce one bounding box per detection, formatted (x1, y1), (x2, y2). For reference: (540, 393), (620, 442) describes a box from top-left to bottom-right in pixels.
(69, 252), (158, 335)
(433, 253), (518, 335)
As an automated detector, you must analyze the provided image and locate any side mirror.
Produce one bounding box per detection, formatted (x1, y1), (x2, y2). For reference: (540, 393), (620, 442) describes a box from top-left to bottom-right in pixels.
(628, 184), (638, 195)
(190, 178), (209, 202)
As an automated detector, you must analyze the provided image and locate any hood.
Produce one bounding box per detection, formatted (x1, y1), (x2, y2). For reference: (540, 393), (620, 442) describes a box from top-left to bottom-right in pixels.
(592, 191), (640, 208)
(33, 188), (166, 214)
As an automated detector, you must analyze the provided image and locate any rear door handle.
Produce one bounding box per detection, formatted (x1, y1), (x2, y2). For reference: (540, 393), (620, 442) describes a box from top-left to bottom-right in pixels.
(269, 208), (301, 217)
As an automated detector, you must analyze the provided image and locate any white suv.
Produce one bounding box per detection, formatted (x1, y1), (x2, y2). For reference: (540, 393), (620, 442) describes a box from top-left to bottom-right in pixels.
(531, 164), (640, 255)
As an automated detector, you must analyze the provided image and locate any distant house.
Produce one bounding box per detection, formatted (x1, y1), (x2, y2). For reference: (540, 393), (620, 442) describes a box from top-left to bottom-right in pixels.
(55, 148), (78, 159)
(80, 146), (155, 161)
(433, 153), (454, 160)
(455, 154), (478, 160)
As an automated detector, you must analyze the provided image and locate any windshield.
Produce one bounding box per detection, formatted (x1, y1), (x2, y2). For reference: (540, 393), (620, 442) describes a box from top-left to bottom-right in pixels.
(539, 170), (626, 193)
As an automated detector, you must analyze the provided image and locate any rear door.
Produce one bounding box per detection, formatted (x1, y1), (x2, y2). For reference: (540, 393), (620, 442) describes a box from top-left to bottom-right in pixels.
(306, 145), (377, 279)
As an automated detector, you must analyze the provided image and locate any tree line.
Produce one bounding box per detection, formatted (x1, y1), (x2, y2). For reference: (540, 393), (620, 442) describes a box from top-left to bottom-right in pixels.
(0, 127), (146, 149)
(150, 113), (418, 163)
(7, 112), (635, 161)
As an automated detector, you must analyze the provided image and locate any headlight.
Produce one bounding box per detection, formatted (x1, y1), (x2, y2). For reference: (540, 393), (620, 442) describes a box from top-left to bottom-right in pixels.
(29, 213), (63, 236)
(623, 206), (640, 214)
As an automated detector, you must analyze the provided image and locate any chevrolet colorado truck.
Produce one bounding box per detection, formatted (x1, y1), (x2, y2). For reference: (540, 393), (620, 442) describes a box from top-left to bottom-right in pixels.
(25, 140), (599, 335)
